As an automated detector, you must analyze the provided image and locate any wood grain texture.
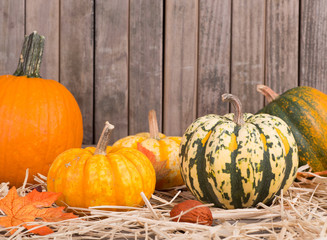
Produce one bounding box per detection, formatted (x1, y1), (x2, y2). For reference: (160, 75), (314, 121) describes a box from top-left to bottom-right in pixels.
(265, 0), (299, 96)
(164, 0), (198, 135)
(94, 0), (129, 144)
(60, 0), (94, 144)
(26, 0), (59, 81)
(300, 0), (327, 93)
(231, 0), (265, 113)
(0, 0), (24, 75)
(129, 0), (163, 134)
(197, 0), (231, 117)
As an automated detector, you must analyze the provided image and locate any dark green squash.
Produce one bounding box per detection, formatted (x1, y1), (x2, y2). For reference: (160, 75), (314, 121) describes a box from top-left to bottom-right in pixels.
(179, 94), (298, 209)
(257, 85), (327, 172)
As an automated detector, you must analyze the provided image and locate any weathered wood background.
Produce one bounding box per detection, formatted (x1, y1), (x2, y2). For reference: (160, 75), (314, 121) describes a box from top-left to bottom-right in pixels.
(1, 0), (327, 145)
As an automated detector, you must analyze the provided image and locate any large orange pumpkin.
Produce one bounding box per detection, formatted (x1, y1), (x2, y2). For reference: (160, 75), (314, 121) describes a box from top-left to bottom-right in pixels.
(0, 32), (83, 186)
(47, 122), (156, 208)
(112, 110), (184, 190)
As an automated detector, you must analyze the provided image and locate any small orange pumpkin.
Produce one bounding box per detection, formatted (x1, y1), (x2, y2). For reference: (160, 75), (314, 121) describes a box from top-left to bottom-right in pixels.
(0, 32), (83, 187)
(112, 110), (184, 190)
(47, 122), (156, 208)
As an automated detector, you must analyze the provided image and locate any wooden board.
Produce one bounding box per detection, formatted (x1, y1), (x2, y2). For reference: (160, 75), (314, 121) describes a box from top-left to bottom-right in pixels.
(164, 0), (198, 135)
(231, 0), (265, 113)
(94, 0), (129, 144)
(129, 0), (163, 134)
(265, 0), (299, 96)
(0, 0), (25, 75)
(197, 0), (231, 117)
(300, 0), (327, 93)
(26, 0), (59, 81)
(60, 0), (94, 144)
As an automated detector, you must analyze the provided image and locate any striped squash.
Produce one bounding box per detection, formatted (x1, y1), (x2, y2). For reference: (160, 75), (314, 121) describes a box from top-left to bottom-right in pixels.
(179, 94), (298, 209)
(257, 85), (327, 172)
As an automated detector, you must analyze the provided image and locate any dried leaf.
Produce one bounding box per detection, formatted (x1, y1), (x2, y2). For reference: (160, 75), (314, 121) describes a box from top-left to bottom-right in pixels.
(137, 143), (171, 182)
(0, 187), (77, 235)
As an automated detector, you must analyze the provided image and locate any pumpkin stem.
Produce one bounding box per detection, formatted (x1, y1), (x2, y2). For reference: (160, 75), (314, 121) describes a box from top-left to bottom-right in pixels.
(149, 110), (160, 140)
(256, 85), (280, 103)
(94, 121), (115, 155)
(13, 31), (45, 78)
(222, 93), (245, 125)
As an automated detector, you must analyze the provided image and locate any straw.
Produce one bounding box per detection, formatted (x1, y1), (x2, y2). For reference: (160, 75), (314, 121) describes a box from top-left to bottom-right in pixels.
(0, 170), (327, 239)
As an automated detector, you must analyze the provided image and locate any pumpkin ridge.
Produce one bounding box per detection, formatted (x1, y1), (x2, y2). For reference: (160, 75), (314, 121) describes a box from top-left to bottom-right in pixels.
(248, 122), (274, 207)
(187, 119), (227, 205)
(8, 78), (33, 183)
(119, 153), (143, 206)
(197, 134), (223, 207)
(116, 153), (130, 206)
(40, 79), (51, 166)
(118, 149), (147, 200)
(275, 147), (295, 198)
(180, 117), (222, 203)
(228, 125), (249, 208)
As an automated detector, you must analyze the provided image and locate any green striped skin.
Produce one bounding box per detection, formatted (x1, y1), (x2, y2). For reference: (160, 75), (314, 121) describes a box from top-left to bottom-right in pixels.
(257, 86), (327, 172)
(180, 113), (298, 209)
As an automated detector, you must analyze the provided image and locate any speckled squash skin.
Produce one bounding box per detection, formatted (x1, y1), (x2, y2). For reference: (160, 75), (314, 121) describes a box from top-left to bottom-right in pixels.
(257, 86), (327, 172)
(180, 95), (299, 209)
(47, 123), (156, 209)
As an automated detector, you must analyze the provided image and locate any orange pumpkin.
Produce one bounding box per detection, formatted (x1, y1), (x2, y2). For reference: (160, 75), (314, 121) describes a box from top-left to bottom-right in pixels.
(47, 122), (156, 208)
(0, 32), (83, 186)
(112, 110), (184, 190)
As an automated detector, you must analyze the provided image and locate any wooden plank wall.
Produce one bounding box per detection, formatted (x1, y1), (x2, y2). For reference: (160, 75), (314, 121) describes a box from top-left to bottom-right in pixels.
(1, 0), (327, 145)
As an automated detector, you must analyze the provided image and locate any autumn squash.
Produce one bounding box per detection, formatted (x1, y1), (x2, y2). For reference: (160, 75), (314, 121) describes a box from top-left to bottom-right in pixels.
(47, 122), (156, 208)
(0, 32), (83, 187)
(112, 110), (183, 190)
(257, 85), (327, 172)
(179, 94), (298, 209)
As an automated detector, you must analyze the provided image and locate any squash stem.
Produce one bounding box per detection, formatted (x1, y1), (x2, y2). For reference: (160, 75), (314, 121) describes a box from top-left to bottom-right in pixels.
(94, 121), (115, 155)
(13, 31), (45, 78)
(149, 110), (160, 140)
(256, 85), (280, 103)
(222, 93), (245, 125)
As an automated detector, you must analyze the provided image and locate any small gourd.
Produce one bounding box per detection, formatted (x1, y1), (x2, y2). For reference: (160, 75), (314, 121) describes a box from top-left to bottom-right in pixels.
(47, 122), (156, 208)
(112, 110), (183, 190)
(179, 94), (298, 209)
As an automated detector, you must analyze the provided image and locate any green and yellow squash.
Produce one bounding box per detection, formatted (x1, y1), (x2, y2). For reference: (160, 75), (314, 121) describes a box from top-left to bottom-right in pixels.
(179, 94), (298, 209)
(257, 85), (327, 172)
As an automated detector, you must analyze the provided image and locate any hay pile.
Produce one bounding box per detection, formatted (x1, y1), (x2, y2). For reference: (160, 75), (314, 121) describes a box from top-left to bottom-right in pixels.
(0, 165), (327, 239)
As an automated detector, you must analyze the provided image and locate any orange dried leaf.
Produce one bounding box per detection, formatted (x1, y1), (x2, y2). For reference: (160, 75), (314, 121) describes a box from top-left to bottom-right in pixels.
(137, 143), (170, 182)
(0, 187), (77, 236)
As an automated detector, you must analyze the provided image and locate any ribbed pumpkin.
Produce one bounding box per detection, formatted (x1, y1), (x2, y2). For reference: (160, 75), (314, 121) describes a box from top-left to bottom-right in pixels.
(257, 85), (327, 172)
(180, 94), (298, 209)
(0, 32), (83, 187)
(112, 110), (183, 190)
(47, 122), (156, 208)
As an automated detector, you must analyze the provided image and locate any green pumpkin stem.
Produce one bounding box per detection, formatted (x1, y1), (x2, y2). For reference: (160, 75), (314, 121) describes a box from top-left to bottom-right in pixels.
(149, 110), (160, 140)
(13, 31), (45, 78)
(256, 85), (280, 103)
(94, 121), (115, 155)
(222, 93), (245, 125)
